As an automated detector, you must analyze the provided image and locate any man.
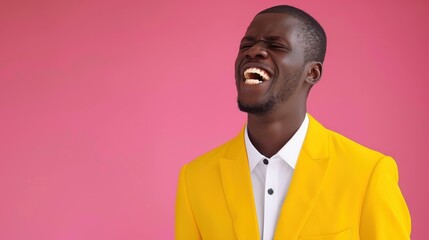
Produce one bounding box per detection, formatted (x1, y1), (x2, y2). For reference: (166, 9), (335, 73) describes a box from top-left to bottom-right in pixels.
(176, 5), (411, 240)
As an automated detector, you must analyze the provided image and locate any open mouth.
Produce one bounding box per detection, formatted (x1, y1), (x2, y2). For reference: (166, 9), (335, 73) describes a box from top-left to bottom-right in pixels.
(243, 67), (271, 85)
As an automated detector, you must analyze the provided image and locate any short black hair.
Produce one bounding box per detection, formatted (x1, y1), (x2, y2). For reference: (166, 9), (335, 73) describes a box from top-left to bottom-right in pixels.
(258, 5), (327, 63)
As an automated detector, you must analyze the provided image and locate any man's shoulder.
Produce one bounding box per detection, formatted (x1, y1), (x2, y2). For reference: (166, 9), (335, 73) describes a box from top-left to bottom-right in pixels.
(185, 131), (243, 171)
(328, 130), (384, 157)
(307, 114), (389, 167)
(325, 127), (387, 165)
(308, 118), (398, 185)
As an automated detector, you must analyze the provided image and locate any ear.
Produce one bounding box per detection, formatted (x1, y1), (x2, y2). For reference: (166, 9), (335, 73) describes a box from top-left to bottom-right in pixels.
(305, 62), (323, 86)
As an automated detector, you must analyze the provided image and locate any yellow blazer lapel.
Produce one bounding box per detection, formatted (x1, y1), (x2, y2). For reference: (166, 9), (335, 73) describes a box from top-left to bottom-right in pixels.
(274, 115), (330, 239)
(219, 129), (260, 240)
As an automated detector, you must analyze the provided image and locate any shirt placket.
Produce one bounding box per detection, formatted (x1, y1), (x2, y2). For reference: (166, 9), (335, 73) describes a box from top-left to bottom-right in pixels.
(263, 157), (279, 240)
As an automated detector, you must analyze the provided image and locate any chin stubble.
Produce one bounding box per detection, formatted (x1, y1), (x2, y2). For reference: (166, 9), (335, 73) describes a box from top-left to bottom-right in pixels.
(237, 97), (276, 114)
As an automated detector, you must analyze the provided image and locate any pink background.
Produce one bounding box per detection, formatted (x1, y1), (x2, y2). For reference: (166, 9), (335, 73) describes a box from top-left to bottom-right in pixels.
(1, 0), (428, 239)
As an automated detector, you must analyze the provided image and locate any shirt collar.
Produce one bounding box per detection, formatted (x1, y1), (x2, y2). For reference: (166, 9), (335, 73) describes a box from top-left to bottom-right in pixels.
(245, 114), (309, 172)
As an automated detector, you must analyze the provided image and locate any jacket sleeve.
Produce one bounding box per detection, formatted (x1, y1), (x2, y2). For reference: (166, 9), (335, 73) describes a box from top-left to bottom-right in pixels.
(175, 164), (202, 240)
(360, 156), (411, 239)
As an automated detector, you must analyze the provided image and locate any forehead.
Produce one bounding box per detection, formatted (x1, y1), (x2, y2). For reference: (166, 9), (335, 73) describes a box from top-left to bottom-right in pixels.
(245, 13), (303, 40)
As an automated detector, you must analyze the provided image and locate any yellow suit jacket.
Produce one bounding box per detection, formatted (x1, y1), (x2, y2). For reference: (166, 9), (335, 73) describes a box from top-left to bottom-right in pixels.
(176, 115), (411, 239)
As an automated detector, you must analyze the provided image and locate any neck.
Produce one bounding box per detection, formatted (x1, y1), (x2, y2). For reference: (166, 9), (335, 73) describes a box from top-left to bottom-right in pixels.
(246, 105), (306, 158)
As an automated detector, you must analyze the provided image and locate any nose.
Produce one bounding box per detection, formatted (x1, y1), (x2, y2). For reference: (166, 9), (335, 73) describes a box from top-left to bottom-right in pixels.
(245, 43), (268, 59)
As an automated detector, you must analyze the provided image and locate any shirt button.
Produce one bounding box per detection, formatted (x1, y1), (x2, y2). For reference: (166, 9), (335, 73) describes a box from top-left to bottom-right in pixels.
(268, 188), (274, 195)
(263, 159), (269, 165)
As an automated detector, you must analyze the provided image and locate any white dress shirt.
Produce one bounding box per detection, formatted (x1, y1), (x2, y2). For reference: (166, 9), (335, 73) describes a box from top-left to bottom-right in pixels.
(244, 114), (309, 240)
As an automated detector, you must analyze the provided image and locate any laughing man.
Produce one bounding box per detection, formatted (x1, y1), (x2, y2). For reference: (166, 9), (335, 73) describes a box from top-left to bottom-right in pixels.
(176, 5), (411, 240)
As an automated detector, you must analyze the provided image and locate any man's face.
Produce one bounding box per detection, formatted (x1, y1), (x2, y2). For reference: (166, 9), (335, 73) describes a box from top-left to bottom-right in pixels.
(235, 13), (307, 114)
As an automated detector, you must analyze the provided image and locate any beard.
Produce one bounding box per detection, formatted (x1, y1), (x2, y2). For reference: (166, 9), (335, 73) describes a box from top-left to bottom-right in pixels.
(238, 96), (276, 114)
(237, 66), (304, 114)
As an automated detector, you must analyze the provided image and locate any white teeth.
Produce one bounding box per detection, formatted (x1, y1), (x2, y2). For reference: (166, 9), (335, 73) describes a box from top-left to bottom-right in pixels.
(244, 67), (271, 81)
(244, 79), (263, 85)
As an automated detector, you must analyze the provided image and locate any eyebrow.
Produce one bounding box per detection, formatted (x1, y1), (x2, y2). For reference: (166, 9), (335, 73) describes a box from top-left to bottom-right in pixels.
(241, 36), (287, 43)
(264, 36), (285, 42)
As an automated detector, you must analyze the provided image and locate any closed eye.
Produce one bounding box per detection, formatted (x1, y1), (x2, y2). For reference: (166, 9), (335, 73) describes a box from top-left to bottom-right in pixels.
(239, 43), (254, 50)
(269, 44), (289, 50)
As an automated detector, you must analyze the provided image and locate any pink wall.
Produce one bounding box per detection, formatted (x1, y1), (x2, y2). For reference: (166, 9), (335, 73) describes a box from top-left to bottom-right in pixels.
(1, 0), (428, 239)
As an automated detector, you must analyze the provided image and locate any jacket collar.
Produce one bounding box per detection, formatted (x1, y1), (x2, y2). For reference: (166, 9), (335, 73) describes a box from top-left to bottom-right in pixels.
(219, 114), (330, 240)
